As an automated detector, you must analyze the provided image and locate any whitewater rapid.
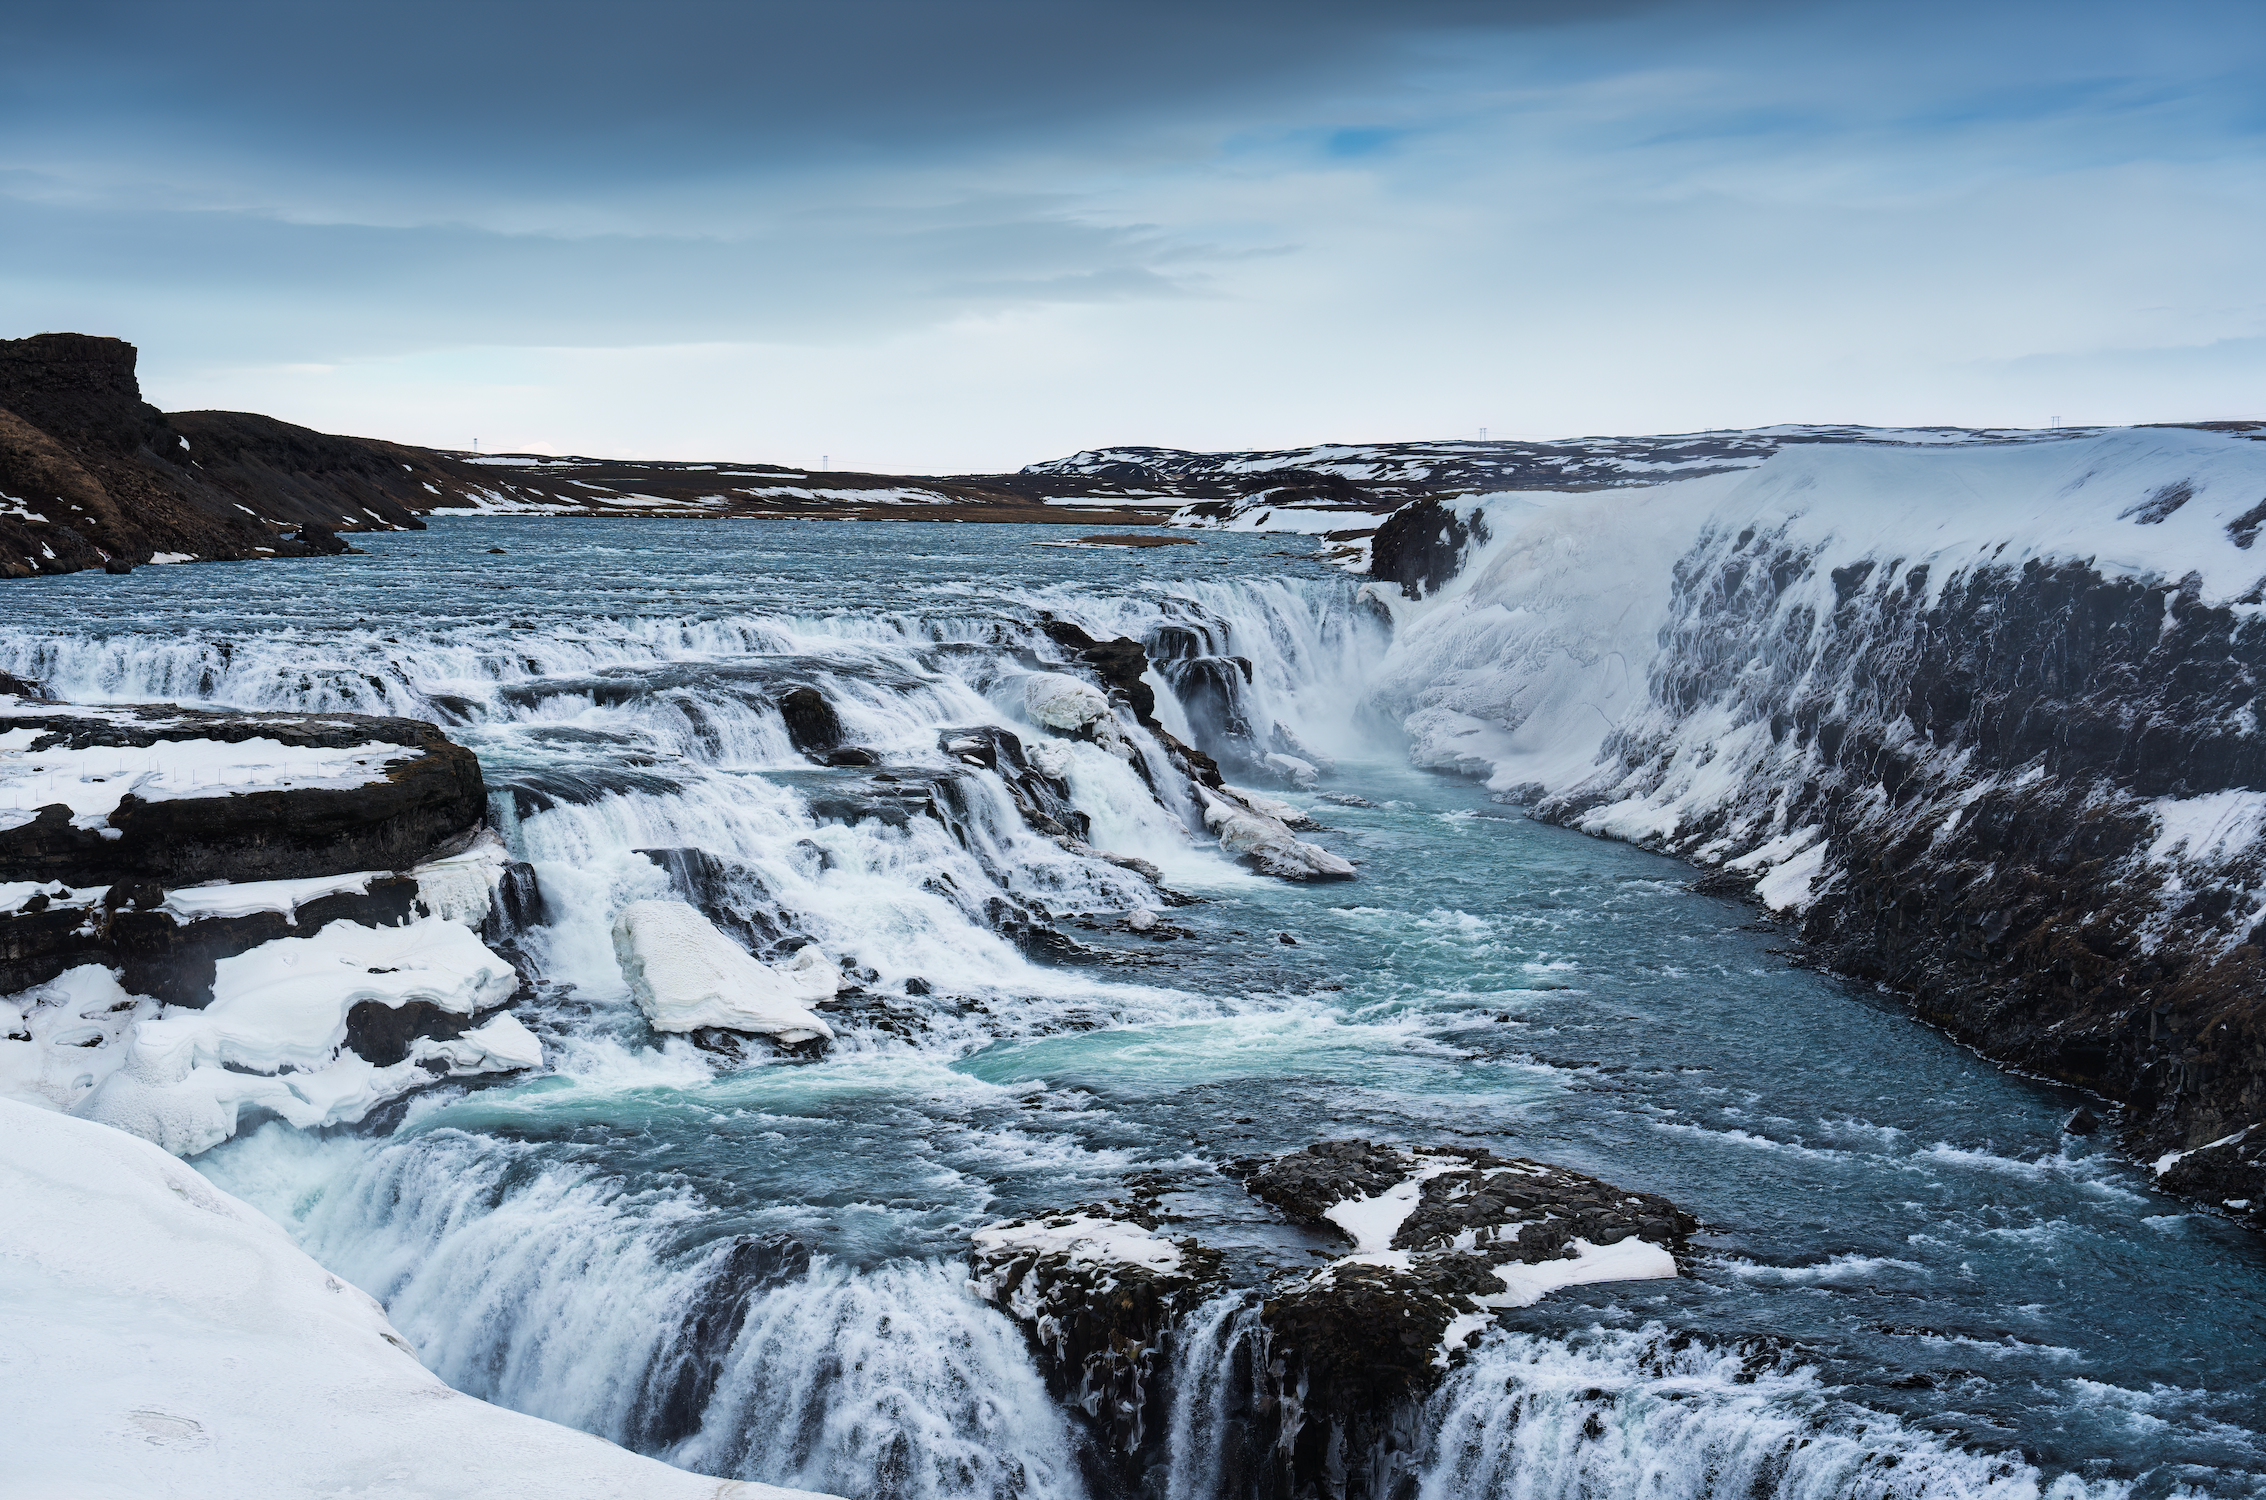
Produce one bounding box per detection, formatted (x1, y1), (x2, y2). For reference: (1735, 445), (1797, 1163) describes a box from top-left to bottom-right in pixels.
(5, 518), (2261, 1500)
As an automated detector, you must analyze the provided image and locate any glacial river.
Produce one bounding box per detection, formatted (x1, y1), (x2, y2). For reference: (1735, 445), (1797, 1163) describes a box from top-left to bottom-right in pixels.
(5, 519), (2262, 1499)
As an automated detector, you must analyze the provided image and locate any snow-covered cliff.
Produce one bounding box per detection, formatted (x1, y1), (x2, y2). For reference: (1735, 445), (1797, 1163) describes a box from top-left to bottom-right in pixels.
(1367, 425), (2266, 1224)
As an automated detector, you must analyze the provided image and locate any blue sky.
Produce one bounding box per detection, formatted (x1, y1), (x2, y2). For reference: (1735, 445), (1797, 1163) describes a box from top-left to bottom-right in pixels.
(4, 0), (2261, 469)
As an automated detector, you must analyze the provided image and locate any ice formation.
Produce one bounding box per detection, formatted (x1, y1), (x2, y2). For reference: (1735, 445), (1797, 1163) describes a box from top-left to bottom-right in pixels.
(611, 899), (836, 1043)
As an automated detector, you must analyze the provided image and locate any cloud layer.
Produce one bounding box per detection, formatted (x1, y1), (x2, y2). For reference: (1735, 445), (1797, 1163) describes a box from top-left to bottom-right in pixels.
(4, 0), (2260, 468)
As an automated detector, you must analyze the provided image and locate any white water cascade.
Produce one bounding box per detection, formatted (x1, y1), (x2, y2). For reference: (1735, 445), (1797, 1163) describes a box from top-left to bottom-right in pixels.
(9, 523), (2256, 1499)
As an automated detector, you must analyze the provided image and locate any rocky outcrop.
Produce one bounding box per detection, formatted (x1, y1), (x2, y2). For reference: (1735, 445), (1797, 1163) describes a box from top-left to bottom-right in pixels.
(0, 334), (490, 579)
(970, 1205), (1227, 1466)
(0, 703), (485, 886)
(1039, 617), (1224, 789)
(1, 699), (539, 1153)
(1369, 498), (1485, 600)
(973, 1141), (1692, 1500)
(0, 335), (292, 575)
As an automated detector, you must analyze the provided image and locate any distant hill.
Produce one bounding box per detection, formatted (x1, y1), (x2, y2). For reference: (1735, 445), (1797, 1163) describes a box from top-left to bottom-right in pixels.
(0, 334), (467, 578)
(7, 328), (2249, 580)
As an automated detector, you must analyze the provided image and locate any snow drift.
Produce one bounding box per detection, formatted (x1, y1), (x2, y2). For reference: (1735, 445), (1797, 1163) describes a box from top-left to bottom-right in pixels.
(0, 1098), (835, 1500)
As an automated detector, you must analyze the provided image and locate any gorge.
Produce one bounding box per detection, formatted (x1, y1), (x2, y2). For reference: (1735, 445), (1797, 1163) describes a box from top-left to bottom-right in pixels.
(3, 383), (2264, 1497)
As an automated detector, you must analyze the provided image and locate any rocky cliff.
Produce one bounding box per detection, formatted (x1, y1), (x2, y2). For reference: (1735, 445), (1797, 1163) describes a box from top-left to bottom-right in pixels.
(1368, 426), (2266, 1230)
(0, 334), (465, 577)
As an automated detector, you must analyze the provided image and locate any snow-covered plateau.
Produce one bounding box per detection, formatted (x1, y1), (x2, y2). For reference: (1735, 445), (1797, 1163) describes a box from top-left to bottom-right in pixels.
(1361, 423), (2266, 1222)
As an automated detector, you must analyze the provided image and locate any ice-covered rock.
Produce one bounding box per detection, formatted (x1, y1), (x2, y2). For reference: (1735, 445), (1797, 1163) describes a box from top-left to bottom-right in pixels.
(1021, 672), (1130, 758)
(611, 899), (834, 1045)
(1197, 787), (1354, 881)
(410, 827), (514, 925)
(0, 1097), (840, 1500)
(1222, 784), (1324, 830)
(68, 918), (531, 1156)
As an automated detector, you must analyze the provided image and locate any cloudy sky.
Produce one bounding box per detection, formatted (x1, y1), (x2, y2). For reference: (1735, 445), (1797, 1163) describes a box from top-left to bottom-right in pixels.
(5, 0), (2261, 470)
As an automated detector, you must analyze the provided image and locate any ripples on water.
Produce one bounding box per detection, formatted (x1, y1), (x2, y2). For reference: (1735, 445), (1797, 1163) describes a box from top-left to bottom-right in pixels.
(6, 519), (2263, 1499)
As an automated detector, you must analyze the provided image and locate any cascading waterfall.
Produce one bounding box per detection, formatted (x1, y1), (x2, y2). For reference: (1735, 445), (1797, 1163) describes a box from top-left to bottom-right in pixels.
(9, 521), (2260, 1500)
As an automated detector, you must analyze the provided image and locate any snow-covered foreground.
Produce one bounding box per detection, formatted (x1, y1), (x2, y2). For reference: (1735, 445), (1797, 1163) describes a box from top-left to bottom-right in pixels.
(0, 1098), (838, 1500)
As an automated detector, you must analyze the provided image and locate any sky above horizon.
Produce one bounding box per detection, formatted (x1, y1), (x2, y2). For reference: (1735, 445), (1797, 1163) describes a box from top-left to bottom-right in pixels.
(5, 0), (2262, 472)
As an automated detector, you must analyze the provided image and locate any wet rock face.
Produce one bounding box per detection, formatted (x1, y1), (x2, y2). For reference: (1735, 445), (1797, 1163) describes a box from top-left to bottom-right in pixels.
(0, 706), (486, 886)
(1370, 498), (1486, 600)
(1039, 617), (1224, 790)
(937, 725), (1091, 842)
(1535, 535), (2266, 1208)
(969, 1203), (1227, 1479)
(776, 686), (844, 755)
(976, 1142), (1693, 1500)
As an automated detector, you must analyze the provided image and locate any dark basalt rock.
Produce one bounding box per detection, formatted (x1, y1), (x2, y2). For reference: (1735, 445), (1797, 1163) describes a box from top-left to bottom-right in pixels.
(636, 845), (784, 952)
(0, 706), (484, 886)
(1370, 498), (1487, 600)
(937, 724), (1091, 841)
(344, 994), (491, 1068)
(970, 1202), (1228, 1475)
(2155, 1128), (2264, 1230)
(1529, 538), (2266, 1221)
(628, 1234), (814, 1450)
(1039, 616), (1225, 791)
(979, 1142), (1694, 1500)
(776, 685), (843, 755)
(0, 334), (422, 578)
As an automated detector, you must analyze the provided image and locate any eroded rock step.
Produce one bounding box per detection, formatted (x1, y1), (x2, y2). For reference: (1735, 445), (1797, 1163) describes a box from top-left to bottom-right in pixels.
(971, 1139), (1695, 1498)
(1, 692), (546, 1156)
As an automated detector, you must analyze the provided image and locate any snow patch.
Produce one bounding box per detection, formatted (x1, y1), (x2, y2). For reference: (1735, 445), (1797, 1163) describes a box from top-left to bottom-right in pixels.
(611, 899), (834, 1043)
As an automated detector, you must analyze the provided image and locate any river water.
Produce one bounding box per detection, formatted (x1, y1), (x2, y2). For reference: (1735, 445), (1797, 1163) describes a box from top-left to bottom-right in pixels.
(4, 519), (2262, 1499)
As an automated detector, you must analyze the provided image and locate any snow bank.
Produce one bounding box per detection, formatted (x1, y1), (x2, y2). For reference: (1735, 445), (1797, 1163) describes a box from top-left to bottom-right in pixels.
(611, 899), (835, 1044)
(1370, 427), (2266, 909)
(0, 965), (158, 1112)
(0, 1098), (837, 1500)
(159, 869), (380, 922)
(68, 919), (531, 1156)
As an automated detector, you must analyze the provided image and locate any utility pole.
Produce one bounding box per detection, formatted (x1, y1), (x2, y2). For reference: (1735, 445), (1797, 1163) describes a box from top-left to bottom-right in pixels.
(1479, 427), (1488, 441)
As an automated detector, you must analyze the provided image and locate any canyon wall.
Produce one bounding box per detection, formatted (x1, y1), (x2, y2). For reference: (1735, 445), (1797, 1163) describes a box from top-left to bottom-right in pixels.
(1368, 427), (2266, 1226)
